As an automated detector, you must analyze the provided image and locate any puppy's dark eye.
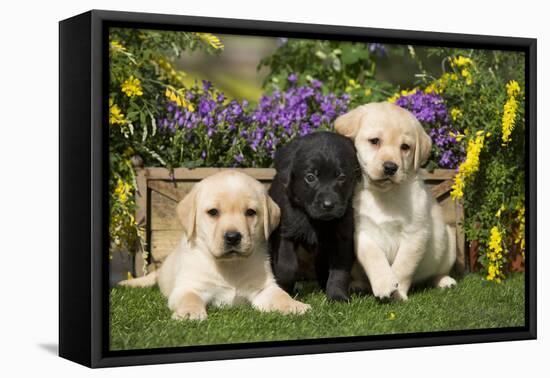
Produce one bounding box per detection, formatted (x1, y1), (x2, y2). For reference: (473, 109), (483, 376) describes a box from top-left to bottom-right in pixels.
(305, 173), (317, 184)
(245, 209), (256, 217)
(207, 208), (219, 217)
(369, 138), (380, 146)
(401, 143), (410, 151)
(337, 173), (346, 182)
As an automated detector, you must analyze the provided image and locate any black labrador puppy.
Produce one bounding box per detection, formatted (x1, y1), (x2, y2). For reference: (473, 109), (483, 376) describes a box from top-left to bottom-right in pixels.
(269, 131), (360, 301)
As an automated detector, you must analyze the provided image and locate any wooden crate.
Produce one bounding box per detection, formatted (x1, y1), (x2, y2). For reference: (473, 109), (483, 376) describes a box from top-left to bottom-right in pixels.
(133, 167), (466, 277)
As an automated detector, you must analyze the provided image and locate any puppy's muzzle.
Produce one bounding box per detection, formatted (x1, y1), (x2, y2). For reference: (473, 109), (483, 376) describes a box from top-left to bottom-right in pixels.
(224, 231), (242, 247)
(321, 199), (335, 211)
(383, 161), (399, 176)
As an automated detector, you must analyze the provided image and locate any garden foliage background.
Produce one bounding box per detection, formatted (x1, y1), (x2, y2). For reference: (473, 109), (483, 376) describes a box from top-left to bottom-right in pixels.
(109, 28), (525, 282)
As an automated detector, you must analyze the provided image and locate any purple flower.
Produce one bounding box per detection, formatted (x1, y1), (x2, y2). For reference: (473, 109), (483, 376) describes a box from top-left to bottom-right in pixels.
(156, 78), (349, 168)
(198, 98), (215, 115)
(311, 79), (323, 89)
(310, 113), (322, 127)
(202, 80), (212, 92)
(287, 73), (298, 84)
(368, 43), (388, 57)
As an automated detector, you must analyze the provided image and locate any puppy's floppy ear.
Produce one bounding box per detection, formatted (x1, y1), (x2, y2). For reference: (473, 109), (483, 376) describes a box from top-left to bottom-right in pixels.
(413, 119), (432, 171)
(262, 194), (281, 240)
(334, 105), (367, 139)
(273, 137), (301, 187)
(176, 185), (199, 239)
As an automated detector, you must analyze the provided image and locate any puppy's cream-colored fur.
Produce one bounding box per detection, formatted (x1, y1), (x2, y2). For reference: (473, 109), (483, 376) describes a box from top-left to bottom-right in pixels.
(335, 102), (457, 300)
(120, 170), (310, 320)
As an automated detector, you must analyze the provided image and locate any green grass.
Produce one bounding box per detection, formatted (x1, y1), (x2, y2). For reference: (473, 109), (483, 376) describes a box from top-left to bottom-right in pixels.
(110, 273), (525, 351)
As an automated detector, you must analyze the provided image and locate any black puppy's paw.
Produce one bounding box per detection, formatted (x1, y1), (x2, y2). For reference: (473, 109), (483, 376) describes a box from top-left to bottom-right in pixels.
(326, 286), (350, 302)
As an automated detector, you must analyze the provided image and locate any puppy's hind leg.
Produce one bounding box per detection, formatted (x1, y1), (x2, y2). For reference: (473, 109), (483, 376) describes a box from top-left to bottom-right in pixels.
(432, 275), (457, 289)
(118, 271), (158, 288)
(272, 238), (299, 294)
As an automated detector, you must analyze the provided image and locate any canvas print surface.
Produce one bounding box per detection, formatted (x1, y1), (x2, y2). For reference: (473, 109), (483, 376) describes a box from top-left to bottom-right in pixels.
(108, 27), (526, 351)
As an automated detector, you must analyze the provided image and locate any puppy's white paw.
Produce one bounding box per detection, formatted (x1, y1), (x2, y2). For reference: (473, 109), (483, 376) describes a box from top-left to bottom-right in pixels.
(171, 307), (207, 321)
(277, 299), (311, 315)
(370, 274), (399, 300)
(434, 275), (457, 289)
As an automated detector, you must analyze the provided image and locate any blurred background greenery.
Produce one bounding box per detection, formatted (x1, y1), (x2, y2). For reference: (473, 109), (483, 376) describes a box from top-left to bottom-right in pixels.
(174, 34), (440, 101)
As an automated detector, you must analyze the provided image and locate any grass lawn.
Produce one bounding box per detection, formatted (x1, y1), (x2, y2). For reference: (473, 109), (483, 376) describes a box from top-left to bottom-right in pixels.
(110, 273), (525, 351)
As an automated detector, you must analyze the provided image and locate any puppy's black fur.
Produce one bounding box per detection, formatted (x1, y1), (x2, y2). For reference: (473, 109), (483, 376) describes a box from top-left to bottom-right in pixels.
(269, 132), (360, 301)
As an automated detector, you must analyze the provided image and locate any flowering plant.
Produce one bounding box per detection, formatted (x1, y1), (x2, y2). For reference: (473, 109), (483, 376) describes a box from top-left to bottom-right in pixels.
(259, 39), (396, 106)
(150, 76), (350, 169)
(402, 49), (526, 281)
(108, 28), (223, 254)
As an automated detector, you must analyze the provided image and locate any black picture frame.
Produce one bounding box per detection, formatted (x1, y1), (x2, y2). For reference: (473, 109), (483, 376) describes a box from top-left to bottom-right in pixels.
(59, 9), (537, 368)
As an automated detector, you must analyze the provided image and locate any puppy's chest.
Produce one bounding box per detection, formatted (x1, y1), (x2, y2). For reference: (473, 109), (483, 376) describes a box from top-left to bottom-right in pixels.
(356, 192), (410, 230)
(202, 264), (269, 307)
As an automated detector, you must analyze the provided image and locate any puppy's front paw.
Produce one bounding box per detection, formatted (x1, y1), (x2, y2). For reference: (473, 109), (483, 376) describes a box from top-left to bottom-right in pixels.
(370, 274), (399, 300)
(171, 307), (207, 321)
(276, 298), (311, 315)
(434, 275), (457, 289)
(326, 286), (350, 302)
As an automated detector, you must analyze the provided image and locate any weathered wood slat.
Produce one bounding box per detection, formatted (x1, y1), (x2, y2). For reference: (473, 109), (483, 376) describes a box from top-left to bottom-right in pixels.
(151, 230), (183, 263)
(150, 190), (184, 231)
(144, 167), (277, 181)
(148, 180), (187, 202)
(421, 168), (456, 180)
(430, 179), (455, 199)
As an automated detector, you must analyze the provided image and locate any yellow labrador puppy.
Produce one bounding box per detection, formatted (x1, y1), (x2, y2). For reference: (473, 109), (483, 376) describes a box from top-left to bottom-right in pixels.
(335, 102), (456, 301)
(120, 170), (310, 320)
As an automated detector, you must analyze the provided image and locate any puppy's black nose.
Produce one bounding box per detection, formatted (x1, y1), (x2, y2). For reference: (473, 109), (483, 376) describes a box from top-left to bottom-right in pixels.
(383, 161), (398, 176)
(224, 231), (242, 246)
(321, 199), (334, 210)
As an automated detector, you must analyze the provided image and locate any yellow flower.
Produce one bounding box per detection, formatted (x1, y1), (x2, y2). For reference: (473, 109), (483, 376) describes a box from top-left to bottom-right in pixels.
(449, 131), (465, 142)
(165, 88), (195, 112)
(345, 79), (360, 93)
(451, 55), (473, 68)
(461, 68), (473, 85)
(155, 57), (187, 86)
(194, 33), (224, 49)
(507, 80), (521, 97)
(109, 99), (126, 125)
(109, 40), (126, 53)
(121, 75), (143, 97)
(364, 88), (372, 97)
(450, 108), (463, 121)
(501, 80), (521, 145)
(515, 203), (525, 256)
(451, 134), (485, 199)
(425, 73), (456, 94)
(388, 88), (418, 102)
(486, 226), (505, 282)
(114, 178), (132, 204)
